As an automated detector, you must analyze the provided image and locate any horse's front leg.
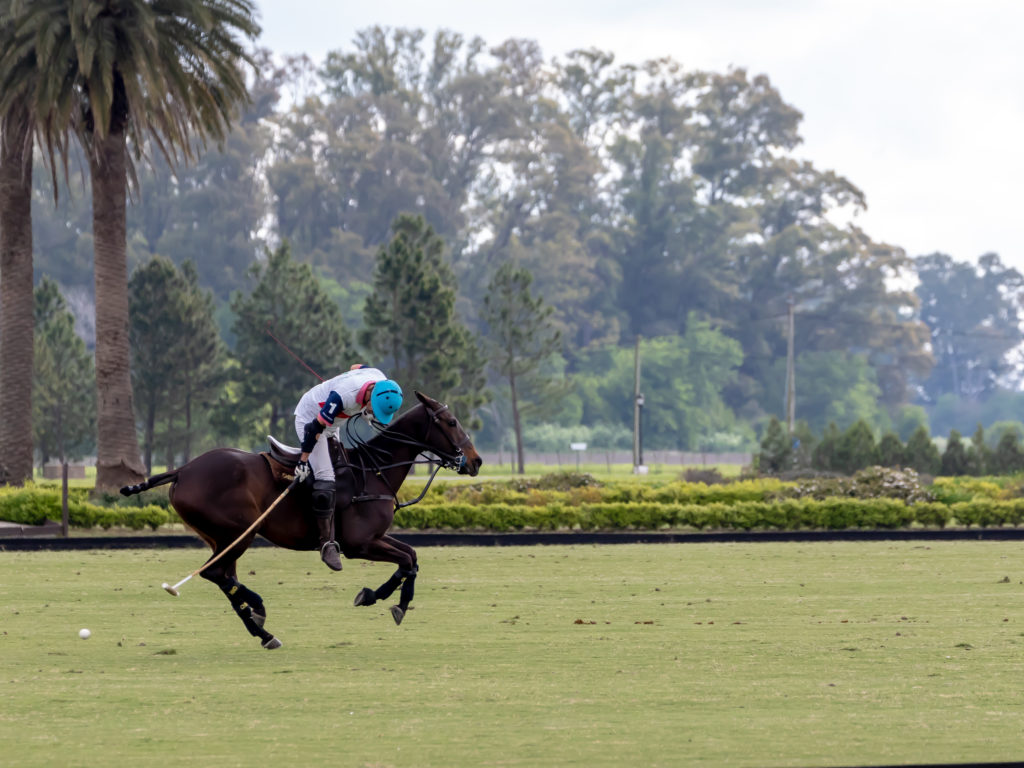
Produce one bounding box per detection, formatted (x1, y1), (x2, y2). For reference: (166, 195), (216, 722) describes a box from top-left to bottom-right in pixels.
(348, 535), (418, 625)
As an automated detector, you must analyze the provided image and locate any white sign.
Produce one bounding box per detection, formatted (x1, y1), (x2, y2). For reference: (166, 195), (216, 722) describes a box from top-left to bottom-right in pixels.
(569, 442), (587, 451)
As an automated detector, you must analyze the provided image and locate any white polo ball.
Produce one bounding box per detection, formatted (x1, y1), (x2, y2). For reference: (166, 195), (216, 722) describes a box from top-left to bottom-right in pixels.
(78, 628), (91, 639)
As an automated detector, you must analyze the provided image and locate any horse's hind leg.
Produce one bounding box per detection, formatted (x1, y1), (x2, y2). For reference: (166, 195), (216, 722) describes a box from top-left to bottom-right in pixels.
(202, 560), (282, 649)
(350, 535), (418, 625)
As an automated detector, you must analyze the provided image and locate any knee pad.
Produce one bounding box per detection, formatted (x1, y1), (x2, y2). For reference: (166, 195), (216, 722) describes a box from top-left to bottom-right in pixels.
(311, 480), (335, 518)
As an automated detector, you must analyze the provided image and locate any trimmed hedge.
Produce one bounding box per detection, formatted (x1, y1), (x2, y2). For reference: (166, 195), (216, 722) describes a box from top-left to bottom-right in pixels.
(431, 478), (788, 507)
(394, 497), (1024, 532)
(4, 476), (1024, 533)
(0, 484), (170, 530)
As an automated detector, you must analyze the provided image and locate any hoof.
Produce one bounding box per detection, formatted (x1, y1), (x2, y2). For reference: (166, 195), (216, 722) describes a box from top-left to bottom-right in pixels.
(252, 612), (266, 628)
(261, 636), (282, 650)
(390, 605), (405, 625)
(353, 588), (376, 607)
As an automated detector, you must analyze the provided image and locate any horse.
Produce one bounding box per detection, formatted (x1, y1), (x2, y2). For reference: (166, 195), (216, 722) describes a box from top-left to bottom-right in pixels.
(120, 391), (482, 649)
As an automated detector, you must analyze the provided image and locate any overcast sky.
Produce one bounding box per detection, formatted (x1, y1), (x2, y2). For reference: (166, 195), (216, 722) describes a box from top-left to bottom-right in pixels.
(255, 0), (1023, 272)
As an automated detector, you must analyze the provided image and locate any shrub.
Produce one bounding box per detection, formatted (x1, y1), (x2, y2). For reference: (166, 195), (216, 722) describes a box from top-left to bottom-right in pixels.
(779, 466), (933, 504)
(681, 467), (726, 485)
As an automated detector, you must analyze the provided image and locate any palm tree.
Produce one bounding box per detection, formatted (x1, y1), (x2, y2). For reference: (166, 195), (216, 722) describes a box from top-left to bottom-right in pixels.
(1, 0), (259, 492)
(0, 98), (34, 486)
(0, 4), (34, 486)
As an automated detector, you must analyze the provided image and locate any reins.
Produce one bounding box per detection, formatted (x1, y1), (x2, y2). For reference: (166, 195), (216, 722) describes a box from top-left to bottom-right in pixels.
(341, 403), (467, 510)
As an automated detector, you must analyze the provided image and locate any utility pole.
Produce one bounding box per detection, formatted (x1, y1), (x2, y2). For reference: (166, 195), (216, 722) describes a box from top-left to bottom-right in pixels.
(785, 295), (796, 433)
(633, 335), (645, 473)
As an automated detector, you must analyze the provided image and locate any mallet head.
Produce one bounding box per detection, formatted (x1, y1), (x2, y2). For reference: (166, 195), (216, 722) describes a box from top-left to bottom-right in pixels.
(162, 582), (180, 597)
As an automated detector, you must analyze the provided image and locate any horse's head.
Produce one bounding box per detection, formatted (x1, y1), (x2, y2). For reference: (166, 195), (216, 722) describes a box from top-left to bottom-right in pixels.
(413, 391), (482, 476)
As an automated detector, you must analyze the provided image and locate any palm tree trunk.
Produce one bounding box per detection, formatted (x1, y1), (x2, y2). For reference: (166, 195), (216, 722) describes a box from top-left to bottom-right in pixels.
(90, 128), (144, 492)
(0, 103), (35, 485)
(144, 396), (156, 474)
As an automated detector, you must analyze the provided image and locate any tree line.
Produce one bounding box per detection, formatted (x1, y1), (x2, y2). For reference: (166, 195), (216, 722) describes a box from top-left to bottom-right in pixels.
(758, 417), (1024, 477)
(5, 15), (1024, 489)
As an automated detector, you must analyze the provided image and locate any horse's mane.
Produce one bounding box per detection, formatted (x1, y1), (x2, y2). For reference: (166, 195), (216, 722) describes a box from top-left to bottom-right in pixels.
(344, 402), (427, 466)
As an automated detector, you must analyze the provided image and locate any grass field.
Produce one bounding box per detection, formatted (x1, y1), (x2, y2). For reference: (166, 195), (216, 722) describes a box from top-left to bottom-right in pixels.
(2, 541), (1023, 767)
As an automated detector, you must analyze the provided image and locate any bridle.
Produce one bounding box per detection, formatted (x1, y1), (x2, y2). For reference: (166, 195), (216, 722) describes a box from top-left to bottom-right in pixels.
(419, 400), (472, 471)
(342, 401), (472, 508)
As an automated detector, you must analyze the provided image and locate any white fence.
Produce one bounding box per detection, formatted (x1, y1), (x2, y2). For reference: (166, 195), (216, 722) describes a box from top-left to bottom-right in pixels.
(477, 450), (752, 470)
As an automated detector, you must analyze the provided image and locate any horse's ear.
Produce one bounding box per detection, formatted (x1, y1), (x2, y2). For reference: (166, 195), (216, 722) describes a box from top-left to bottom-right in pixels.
(414, 390), (431, 406)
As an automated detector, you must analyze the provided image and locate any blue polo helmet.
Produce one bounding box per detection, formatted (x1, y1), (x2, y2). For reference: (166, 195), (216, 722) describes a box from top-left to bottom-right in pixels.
(370, 379), (403, 424)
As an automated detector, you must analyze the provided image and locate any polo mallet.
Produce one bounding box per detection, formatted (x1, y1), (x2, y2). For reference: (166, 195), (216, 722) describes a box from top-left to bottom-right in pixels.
(161, 477), (300, 597)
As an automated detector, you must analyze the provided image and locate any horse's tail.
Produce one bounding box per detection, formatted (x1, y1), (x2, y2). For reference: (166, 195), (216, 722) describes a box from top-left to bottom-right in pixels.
(119, 470), (179, 497)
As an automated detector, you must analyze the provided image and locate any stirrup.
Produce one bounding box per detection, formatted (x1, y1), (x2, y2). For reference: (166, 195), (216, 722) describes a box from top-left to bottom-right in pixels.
(320, 541), (343, 571)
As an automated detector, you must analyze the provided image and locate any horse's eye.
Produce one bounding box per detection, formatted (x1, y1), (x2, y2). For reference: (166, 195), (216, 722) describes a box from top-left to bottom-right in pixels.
(447, 419), (457, 427)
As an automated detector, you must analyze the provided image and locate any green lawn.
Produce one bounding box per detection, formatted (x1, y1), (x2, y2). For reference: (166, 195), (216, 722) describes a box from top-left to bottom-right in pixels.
(2, 542), (1022, 767)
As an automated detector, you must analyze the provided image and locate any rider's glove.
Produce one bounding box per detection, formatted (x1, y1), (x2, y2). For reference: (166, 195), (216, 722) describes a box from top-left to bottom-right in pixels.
(294, 459), (311, 484)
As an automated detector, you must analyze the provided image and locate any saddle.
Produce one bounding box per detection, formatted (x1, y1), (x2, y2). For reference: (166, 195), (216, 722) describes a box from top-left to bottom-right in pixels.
(260, 435), (358, 507)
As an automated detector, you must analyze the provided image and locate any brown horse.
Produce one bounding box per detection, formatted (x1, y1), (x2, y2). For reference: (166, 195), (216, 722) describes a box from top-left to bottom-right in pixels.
(120, 391), (482, 649)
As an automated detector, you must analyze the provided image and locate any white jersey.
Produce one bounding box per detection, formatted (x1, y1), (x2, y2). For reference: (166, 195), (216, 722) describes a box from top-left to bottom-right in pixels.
(294, 367), (387, 438)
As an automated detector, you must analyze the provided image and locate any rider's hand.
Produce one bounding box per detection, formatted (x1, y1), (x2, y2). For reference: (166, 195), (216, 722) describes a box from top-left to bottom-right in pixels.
(294, 459), (311, 483)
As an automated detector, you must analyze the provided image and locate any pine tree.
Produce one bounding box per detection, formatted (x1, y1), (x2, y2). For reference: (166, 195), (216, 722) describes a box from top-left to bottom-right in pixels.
(757, 416), (791, 474)
(940, 429), (969, 476)
(836, 419), (878, 474)
(992, 429), (1024, 475)
(792, 420), (817, 469)
(129, 257), (227, 470)
(482, 261), (563, 474)
(812, 422), (841, 472)
(877, 432), (905, 468)
(965, 423), (990, 476)
(904, 425), (941, 475)
(33, 278), (95, 467)
(360, 214), (487, 425)
(231, 242), (353, 440)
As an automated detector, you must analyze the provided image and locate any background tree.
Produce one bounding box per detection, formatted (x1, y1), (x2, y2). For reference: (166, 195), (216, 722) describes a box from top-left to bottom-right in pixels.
(812, 422), (841, 472)
(32, 277), (95, 467)
(877, 432), (905, 468)
(171, 262), (227, 464)
(756, 416), (791, 473)
(791, 420), (817, 469)
(965, 424), (990, 476)
(835, 419), (878, 474)
(0, 3), (34, 484)
(230, 242), (353, 441)
(360, 214), (487, 423)
(904, 425), (940, 476)
(940, 429), (968, 476)
(915, 252), (1024, 403)
(482, 260), (562, 473)
(5, 0), (259, 491)
(129, 256), (183, 472)
(129, 256), (226, 471)
(574, 328), (746, 450)
(991, 429), (1024, 476)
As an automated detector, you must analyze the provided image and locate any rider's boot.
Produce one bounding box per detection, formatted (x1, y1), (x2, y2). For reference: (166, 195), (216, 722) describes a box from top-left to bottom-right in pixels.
(312, 480), (342, 571)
